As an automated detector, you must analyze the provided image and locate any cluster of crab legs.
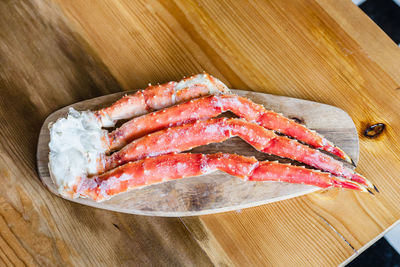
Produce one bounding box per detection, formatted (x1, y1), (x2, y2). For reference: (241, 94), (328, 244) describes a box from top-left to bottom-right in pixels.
(72, 73), (375, 202)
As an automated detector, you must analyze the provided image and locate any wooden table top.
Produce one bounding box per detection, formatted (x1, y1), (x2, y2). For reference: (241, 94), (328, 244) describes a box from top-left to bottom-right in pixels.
(1, 0), (400, 266)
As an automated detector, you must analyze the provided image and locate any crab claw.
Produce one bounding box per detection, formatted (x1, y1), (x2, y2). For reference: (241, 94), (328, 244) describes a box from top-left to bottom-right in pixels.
(331, 176), (368, 192)
(323, 142), (353, 164)
(249, 161), (367, 192)
(348, 172), (374, 190)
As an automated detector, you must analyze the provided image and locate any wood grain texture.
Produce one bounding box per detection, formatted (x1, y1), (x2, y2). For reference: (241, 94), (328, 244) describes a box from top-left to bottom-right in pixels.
(37, 89), (358, 216)
(2, 0), (400, 265)
(52, 0), (400, 265)
(0, 0), (212, 266)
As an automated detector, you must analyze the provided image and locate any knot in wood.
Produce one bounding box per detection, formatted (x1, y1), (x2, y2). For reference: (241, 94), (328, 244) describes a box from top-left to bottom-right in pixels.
(364, 123), (385, 138)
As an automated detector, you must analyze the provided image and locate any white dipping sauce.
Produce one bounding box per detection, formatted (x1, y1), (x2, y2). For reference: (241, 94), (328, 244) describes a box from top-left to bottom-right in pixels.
(48, 108), (107, 197)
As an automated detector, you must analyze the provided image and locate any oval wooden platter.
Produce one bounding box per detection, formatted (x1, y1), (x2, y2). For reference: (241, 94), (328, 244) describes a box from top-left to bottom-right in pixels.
(36, 89), (358, 217)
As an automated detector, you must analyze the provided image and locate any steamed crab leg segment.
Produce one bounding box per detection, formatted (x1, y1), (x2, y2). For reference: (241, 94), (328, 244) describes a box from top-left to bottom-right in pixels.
(107, 95), (223, 150)
(103, 118), (371, 188)
(94, 73), (230, 127)
(221, 95), (351, 163)
(81, 153), (366, 202)
(107, 95), (351, 163)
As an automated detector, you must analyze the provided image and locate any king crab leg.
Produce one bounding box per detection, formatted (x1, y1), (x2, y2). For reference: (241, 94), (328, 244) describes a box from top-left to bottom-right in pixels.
(101, 118), (372, 189)
(80, 153), (366, 202)
(49, 73), (372, 201)
(93, 73), (230, 127)
(107, 95), (351, 163)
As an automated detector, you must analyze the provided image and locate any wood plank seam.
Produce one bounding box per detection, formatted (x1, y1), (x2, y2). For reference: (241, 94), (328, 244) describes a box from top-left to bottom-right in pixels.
(316, 213), (358, 253)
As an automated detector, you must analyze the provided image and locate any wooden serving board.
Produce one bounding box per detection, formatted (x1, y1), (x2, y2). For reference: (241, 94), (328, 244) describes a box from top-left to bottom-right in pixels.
(36, 89), (358, 216)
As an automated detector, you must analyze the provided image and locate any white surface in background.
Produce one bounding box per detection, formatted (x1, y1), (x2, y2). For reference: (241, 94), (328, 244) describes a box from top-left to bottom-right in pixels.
(385, 225), (400, 254)
(352, 0), (400, 46)
(353, 0), (400, 6)
(352, 0), (366, 5)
